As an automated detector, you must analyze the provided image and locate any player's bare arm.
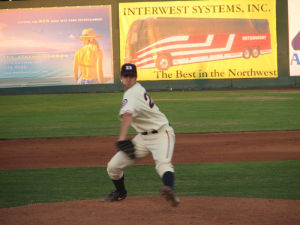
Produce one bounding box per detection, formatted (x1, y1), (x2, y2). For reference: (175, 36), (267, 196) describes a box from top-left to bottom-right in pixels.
(118, 112), (132, 141)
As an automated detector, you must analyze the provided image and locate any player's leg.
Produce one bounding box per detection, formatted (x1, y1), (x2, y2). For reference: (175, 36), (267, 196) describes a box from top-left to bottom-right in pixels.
(103, 134), (149, 202)
(103, 151), (132, 202)
(149, 127), (175, 182)
(147, 126), (179, 206)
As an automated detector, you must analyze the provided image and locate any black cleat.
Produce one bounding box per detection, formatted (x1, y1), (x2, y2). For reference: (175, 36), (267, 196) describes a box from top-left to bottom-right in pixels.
(102, 190), (127, 202)
(160, 185), (180, 207)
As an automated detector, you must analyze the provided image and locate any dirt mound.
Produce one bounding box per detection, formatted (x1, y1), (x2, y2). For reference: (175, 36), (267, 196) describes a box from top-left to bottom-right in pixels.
(1, 197), (300, 225)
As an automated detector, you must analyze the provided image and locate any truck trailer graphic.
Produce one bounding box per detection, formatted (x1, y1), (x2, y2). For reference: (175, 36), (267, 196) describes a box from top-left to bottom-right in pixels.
(124, 17), (272, 70)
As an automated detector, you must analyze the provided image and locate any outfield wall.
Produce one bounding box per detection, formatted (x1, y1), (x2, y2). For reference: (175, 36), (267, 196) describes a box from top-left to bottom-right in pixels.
(0, 0), (299, 94)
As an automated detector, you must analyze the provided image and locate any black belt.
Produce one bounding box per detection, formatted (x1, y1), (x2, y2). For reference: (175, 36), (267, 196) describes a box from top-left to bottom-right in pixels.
(141, 130), (158, 135)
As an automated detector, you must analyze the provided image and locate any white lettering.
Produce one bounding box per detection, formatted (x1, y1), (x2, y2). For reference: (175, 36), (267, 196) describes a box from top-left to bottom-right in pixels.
(242, 36), (266, 41)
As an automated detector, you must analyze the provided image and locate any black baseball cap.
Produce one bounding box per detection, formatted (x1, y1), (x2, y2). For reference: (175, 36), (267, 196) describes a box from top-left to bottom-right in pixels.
(121, 63), (137, 77)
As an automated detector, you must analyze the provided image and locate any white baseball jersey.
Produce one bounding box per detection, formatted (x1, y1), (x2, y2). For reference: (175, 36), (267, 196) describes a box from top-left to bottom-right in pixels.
(108, 82), (175, 180)
(119, 82), (169, 133)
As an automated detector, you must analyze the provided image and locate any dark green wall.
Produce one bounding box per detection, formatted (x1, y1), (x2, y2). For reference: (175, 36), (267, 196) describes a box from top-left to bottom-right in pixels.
(0, 0), (299, 94)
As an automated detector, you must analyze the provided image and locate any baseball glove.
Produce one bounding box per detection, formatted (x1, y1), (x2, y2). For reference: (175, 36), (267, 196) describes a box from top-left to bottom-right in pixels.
(116, 139), (136, 159)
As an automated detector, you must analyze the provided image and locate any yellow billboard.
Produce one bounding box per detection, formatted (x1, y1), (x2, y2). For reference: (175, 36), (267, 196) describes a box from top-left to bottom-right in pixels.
(119, 0), (277, 80)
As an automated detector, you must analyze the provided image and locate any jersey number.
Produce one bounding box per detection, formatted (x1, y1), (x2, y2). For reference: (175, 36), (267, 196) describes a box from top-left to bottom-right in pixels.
(144, 92), (154, 108)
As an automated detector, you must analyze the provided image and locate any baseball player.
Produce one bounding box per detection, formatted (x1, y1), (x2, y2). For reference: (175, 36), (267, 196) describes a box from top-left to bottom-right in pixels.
(102, 63), (179, 207)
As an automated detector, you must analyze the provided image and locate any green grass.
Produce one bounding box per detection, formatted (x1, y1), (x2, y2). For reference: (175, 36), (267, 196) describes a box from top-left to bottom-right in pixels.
(1, 89), (300, 139)
(1, 160), (299, 208)
(1, 89), (299, 209)
(0, 93), (123, 138)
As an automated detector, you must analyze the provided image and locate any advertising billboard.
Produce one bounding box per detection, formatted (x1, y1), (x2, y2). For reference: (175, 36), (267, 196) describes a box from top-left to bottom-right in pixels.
(119, 0), (277, 81)
(0, 6), (114, 88)
(288, 0), (300, 76)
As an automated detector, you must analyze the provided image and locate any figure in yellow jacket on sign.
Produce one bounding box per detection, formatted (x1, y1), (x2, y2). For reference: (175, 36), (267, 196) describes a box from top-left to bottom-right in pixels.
(73, 28), (104, 84)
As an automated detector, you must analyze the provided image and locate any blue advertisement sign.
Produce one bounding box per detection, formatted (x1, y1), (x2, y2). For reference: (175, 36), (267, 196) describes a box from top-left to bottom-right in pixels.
(0, 6), (114, 87)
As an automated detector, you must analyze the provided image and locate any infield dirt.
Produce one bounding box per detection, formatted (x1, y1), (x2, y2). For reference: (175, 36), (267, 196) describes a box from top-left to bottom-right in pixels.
(1, 131), (300, 225)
